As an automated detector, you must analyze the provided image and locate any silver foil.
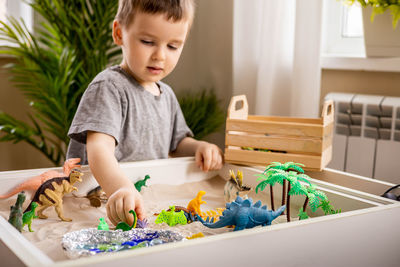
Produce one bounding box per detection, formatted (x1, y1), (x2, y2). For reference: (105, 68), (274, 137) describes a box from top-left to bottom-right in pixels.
(62, 228), (185, 259)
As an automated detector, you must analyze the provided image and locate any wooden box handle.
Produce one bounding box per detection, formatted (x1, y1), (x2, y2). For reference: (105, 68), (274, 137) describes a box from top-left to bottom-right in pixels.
(228, 95), (248, 120)
(321, 100), (334, 125)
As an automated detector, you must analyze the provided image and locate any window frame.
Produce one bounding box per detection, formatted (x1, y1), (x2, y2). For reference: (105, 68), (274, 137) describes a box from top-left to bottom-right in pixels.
(321, 0), (400, 72)
(0, 0), (33, 49)
(321, 0), (365, 57)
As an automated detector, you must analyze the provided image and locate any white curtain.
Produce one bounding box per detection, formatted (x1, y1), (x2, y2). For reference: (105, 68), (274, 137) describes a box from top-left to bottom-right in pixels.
(233, 0), (323, 117)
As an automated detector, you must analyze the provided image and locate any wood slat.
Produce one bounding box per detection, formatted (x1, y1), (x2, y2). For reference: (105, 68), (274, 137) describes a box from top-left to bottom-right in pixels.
(248, 115), (323, 124)
(226, 119), (325, 137)
(224, 148), (325, 170)
(225, 133), (323, 153)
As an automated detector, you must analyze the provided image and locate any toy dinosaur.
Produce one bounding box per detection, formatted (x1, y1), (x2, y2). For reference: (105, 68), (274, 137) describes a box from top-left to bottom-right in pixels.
(187, 191), (207, 215)
(8, 192), (26, 232)
(134, 175), (150, 192)
(86, 185), (107, 207)
(224, 170), (252, 202)
(155, 206), (187, 226)
(136, 217), (149, 229)
(155, 205), (199, 223)
(98, 217), (110, 231)
(186, 232), (205, 239)
(196, 196), (286, 231)
(0, 158), (81, 199)
(22, 202), (38, 232)
(115, 210), (137, 231)
(24, 169), (83, 222)
(86, 175), (150, 207)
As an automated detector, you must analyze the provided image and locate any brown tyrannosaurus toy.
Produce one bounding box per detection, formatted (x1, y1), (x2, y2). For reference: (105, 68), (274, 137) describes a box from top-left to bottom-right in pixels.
(0, 158), (81, 199)
(24, 169), (83, 222)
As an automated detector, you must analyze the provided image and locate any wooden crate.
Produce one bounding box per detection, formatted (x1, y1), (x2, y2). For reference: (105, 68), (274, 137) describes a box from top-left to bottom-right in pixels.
(224, 95), (334, 171)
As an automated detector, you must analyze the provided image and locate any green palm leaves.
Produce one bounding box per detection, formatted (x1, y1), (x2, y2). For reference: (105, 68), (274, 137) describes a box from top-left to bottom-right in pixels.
(0, 0), (120, 165)
(255, 162), (339, 222)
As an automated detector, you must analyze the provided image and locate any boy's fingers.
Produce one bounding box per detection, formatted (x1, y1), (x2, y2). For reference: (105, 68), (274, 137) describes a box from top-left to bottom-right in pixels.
(124, 195), (136, 226)
(106, 202), (118, 226)
(115, 198), (127, 223)
(203, 149), (212, 172)
(216, 149), (224, 168)
(195, 150), (203, 170)
(210, 149), (221, 170)
(135, 199), (146, 221)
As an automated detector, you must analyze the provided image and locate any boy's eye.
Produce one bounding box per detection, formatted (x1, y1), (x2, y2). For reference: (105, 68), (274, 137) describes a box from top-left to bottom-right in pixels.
(141, 40), (154, 45)
(167, 44), (178, 50)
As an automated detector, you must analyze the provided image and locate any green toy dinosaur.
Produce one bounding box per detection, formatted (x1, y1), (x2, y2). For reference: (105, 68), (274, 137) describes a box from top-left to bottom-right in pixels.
(134, 175), (150, 192)
(8, 192), (26, 232)
(97, 217), (110, 231)
(22, 202), (38, 232)
(155, 206), (187, 226)
(115, 210), (137, 231)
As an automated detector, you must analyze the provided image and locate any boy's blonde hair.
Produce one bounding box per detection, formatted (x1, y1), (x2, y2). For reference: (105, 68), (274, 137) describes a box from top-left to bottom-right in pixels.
(116, 0), (195, 28)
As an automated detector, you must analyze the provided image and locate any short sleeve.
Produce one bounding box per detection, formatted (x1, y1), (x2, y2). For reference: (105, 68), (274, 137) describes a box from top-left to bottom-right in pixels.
(68, 81), (124, 145)
(169, 97), (194, 152)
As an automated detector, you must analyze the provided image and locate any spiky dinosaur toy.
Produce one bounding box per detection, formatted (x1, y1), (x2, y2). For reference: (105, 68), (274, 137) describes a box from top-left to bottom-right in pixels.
(24, 169), (83, 222)
(155, 206), (187, 226)
(8, 192), (26, 232)
(0, 158), (81, 199)
(224, 169), (252, 202)
(22, 202), (38, 232)
(196, 196), (286, 231)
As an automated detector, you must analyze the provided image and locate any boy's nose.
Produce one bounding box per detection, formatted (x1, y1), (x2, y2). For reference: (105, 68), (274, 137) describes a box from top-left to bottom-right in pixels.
(152, 47), (165, 61)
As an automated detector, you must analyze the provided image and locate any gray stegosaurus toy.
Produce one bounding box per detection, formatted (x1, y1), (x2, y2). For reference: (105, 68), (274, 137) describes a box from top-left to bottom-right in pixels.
(197, 196), (285, 231)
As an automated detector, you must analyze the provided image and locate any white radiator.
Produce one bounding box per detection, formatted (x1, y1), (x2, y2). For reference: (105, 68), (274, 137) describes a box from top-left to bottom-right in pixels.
(325, 93), (400, 184)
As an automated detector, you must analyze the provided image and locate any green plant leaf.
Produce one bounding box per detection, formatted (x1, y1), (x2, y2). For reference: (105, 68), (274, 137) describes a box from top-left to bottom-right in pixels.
(178, 89), (225, 140)
(0, 0), (119, 165)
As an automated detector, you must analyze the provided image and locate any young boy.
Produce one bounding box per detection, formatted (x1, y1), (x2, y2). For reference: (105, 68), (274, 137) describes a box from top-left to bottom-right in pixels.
(66, 0), (223, 226)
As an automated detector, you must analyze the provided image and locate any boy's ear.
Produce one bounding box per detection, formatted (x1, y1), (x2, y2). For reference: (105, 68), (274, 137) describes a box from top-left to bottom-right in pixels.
(112, 20), (123, 46)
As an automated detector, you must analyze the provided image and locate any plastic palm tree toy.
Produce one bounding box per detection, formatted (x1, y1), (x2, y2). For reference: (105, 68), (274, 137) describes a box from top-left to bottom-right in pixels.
(319, 199), (341, 215)
(297, 184), (331, 220)
(284, 171), (309, 222)
(256, 162), (340, 222)
(255, 168), (288, 211)
(265, 162), (305, 210)
(264, 162), (305, 174)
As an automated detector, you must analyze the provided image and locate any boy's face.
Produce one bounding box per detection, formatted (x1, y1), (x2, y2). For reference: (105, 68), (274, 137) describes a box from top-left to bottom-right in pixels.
(113, 12), (189, 88)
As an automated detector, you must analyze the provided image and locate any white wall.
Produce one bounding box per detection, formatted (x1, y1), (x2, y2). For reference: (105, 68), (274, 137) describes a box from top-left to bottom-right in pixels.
(164, 0), (234, 148)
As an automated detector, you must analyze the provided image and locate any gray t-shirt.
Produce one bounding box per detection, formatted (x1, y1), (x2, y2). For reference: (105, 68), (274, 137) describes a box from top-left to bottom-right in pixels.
(67, 66), (193, 164)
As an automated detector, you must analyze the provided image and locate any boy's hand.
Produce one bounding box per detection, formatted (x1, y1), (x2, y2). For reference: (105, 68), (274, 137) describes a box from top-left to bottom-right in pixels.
(106, 187), (145, 226)
(195, 141), (224, 172)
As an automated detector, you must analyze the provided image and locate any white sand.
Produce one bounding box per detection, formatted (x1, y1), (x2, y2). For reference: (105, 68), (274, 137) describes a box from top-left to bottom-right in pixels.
(0, 176), (289, 261)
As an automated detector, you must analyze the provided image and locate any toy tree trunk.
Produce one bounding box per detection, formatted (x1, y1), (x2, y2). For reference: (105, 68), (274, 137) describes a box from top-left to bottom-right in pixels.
(286, 183), (291, 222)
(270, 185), (275, 211)
(281, 180), (286, 215)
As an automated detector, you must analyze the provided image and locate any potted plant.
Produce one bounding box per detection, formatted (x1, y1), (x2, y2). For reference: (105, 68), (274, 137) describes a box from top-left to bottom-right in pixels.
(178, 89), (225, 140)
(343, 0), (400, 57)
(0, 1), (225, 167)
(0, 0), (120, 166)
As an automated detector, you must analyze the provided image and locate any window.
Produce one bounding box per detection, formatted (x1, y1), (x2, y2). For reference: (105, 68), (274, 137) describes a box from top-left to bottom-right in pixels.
(0, 0), (33, 47)
(0, 0), (6, 22)
(322, 0), (365, 57)
(321, 0), (400, 72)
(342, 3), (363, 38)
